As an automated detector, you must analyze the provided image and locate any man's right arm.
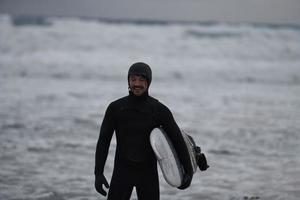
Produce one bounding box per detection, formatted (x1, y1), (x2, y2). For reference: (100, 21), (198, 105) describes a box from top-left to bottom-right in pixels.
(94, 103), (115, 176)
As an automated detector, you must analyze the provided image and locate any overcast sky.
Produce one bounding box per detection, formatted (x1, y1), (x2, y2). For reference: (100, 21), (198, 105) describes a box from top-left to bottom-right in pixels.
(1, 0), (300, 25)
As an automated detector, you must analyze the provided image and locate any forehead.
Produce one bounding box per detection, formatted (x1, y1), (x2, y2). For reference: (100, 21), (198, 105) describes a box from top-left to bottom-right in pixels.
(129, 74), (146, 80)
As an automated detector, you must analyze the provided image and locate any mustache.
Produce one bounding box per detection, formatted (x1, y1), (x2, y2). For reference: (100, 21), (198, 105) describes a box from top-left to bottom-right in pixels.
(132, 86), (145, 90)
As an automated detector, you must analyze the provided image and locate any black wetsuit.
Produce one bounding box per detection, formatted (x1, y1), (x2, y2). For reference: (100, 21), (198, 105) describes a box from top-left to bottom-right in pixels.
(95, 91), (193, 200)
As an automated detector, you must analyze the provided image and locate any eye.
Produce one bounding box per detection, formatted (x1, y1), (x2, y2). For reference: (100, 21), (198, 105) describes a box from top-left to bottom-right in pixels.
(129, 76), (136, 82)
(139, 77), (146, 82)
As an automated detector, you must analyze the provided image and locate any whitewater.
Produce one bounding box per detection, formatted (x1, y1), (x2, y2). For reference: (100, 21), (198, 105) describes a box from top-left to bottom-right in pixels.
(0, 14), (300, 200)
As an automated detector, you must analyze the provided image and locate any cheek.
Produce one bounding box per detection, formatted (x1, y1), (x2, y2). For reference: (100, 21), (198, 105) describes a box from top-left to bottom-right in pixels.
(142, 82), (148, 88)
(129, 81), (135, 87)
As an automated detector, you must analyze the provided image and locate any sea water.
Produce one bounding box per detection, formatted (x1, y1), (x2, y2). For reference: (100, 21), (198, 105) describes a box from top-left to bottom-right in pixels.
(0, 14), (300, 200)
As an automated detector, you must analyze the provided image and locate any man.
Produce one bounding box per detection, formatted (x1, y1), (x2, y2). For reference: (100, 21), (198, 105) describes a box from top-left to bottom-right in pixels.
(94, 62), (193, 200)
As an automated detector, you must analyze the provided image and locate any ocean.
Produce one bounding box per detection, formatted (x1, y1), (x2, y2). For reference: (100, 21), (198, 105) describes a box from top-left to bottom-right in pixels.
(0, 14), (300, 200)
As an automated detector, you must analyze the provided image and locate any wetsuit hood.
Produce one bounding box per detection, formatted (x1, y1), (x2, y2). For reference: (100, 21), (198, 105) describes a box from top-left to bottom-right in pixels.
(128, 62), (152, 99)
(128, 62), (152, 86)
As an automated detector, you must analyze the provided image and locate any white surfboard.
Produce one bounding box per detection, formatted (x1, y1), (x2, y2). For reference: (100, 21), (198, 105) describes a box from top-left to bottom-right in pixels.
(150, 128), (198, 187)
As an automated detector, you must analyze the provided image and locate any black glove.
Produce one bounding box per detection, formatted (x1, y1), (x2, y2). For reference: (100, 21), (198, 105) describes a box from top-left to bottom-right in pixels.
(178, 173), (192, 190)
(95, 174), (110, 196)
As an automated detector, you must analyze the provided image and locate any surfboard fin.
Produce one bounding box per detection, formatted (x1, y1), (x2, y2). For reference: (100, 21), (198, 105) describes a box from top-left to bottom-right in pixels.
(195, 146), (209, 171)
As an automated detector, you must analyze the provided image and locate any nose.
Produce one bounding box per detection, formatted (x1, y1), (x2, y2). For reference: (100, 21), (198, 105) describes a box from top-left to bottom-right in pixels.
(132, 79), (143, 86)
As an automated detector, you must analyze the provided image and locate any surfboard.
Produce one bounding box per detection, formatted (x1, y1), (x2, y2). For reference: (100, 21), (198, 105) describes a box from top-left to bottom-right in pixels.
(150, 128), (198, 187)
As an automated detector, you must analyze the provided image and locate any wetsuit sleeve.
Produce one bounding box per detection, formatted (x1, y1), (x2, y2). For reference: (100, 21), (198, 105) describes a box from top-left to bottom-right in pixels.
(157, 104), (193, 177)
(94, 103), (115, 176)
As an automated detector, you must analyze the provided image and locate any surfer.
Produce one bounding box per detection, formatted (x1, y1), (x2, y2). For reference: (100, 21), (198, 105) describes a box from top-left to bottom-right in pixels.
(94, 62), (194, 199)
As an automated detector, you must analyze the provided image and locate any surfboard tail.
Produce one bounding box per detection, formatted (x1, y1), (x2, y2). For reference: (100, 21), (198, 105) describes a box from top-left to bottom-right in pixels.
(181, 130), (209, 172)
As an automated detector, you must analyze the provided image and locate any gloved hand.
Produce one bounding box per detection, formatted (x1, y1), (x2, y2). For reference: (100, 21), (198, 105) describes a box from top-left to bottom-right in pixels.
(178, 173), (192, 190)
(95, 174), (110, 196)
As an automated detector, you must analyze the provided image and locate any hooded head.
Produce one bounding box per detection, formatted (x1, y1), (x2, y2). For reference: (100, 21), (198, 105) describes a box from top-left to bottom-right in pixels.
(128, 62), (152, 97)
(128, 62), (152, 86)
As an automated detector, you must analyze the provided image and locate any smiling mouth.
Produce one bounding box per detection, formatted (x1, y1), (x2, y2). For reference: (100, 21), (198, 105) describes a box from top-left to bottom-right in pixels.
(133, 87), (144, 90)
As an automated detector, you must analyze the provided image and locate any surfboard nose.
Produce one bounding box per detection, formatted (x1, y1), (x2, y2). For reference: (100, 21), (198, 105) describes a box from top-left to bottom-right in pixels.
(150, 128), (183, 187)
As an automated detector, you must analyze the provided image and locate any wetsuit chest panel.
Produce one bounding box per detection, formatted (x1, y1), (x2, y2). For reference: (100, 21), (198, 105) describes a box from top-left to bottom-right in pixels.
(115, 103), (156, 162)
